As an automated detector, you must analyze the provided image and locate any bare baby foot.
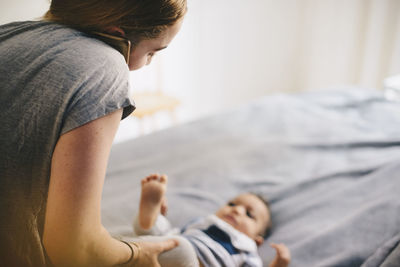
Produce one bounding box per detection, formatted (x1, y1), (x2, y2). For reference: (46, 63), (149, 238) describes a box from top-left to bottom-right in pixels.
(139, 174), (168, 229)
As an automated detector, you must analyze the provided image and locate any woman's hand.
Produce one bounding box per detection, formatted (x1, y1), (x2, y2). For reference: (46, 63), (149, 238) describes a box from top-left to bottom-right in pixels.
(269, 243), (291, 267)
(130, 239), (179, 267)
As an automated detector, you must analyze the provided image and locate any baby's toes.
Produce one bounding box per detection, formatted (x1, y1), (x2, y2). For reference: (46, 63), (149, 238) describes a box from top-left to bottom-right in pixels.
(148, 174), (158, 179)
(159, 175), (168, 184)
(146, 174), (158, 181)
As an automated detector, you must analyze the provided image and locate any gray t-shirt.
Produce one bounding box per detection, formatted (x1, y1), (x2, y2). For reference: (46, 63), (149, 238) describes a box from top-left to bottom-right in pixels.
(0, 21), (135, 266)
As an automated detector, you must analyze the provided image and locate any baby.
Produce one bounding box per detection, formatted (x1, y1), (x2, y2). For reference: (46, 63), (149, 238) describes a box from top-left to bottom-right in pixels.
(131, 174), (290, 267)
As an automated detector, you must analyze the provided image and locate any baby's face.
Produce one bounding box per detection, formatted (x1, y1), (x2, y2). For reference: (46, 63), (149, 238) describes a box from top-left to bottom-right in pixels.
(215, 193), (270, 245)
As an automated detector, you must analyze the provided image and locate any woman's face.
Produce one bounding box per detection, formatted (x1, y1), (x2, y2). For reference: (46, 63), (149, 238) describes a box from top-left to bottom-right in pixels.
(128, 19), (183, 70)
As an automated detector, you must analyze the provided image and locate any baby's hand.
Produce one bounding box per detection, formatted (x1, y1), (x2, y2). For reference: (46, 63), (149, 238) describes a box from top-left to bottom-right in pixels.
(269, 243), (291, 267)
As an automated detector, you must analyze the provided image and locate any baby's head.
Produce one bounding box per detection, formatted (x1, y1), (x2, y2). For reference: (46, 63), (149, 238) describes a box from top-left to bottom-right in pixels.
(215, 193), (271, 246)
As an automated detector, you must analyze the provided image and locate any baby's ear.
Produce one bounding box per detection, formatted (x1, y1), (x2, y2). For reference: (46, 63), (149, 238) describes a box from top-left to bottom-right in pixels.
(255, 235), (264, 246)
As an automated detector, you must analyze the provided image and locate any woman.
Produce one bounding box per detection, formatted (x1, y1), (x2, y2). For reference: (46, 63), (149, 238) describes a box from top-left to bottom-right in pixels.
(0, 0), (186, 266)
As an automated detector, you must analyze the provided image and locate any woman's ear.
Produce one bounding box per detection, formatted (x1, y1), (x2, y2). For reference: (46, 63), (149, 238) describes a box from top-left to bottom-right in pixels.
(104, 26), (126, 37)
(255, 235), (264, 246)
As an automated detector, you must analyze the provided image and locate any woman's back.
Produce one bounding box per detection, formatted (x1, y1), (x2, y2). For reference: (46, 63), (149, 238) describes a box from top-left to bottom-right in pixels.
(0, 21), (133, 266)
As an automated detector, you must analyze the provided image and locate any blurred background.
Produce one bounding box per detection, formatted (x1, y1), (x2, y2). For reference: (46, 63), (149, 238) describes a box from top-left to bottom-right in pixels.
(1, 0), (399, 142)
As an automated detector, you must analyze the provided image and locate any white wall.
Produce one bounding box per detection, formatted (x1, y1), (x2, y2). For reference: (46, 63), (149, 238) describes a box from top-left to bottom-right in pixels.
(159, 0), (400, 123)
(0, 0), (49, 24)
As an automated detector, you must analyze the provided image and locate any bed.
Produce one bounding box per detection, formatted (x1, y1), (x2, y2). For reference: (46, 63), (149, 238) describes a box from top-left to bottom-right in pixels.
(101, 87), (400, 267)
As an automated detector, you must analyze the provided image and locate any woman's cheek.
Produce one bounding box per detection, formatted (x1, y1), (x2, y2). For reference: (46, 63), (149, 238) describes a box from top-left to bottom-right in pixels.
(129, 57), (147, 70)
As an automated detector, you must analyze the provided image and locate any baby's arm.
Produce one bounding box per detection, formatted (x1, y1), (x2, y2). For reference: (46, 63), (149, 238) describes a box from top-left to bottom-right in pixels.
(268, 243), (291, 267)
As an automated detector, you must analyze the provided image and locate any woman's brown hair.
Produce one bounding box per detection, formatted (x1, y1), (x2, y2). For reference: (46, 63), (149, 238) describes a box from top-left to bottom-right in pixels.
(43, 0), (187, 42)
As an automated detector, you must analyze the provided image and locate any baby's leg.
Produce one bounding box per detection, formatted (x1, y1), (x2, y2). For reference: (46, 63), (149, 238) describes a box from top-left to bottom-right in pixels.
(133, 174), (179, 236)
(139, 174), (168, 230)
(130, 174), (199, 266)
(133, 213), (177, 236)
(124, 235), (200, 267)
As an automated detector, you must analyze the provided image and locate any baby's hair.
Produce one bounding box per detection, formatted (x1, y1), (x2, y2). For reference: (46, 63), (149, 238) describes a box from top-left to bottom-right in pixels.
(251, 193), (272, 239)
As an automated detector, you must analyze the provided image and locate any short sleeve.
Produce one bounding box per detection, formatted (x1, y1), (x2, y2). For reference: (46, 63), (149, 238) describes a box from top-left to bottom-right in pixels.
(60, 42), (135, 135)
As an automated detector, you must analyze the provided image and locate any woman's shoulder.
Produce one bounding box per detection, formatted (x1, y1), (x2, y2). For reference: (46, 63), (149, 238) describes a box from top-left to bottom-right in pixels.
(47, 25), (128, 76)
(1, 20), (127, 77)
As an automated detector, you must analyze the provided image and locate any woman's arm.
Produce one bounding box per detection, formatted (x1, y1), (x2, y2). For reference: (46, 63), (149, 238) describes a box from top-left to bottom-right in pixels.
(43, 109), (131, 266)
(43, 109), (177, 266)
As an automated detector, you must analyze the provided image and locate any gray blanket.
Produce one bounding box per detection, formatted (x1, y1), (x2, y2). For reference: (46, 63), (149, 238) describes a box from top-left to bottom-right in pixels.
(102, 87), (400, 266)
